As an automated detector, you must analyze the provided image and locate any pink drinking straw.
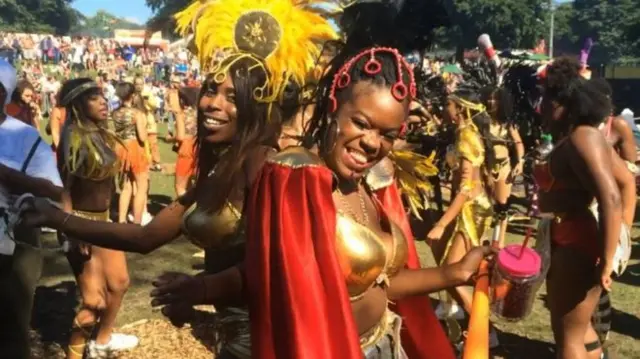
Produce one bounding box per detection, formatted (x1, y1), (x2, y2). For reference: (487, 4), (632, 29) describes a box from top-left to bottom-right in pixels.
(518, 227), (533, 258)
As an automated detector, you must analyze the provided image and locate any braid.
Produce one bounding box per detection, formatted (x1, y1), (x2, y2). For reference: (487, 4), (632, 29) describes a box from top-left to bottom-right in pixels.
(304, 46), (415, 149)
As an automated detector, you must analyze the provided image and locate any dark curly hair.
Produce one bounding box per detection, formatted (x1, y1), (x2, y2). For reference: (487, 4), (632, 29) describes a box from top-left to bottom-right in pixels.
(544, 56), (611, 128)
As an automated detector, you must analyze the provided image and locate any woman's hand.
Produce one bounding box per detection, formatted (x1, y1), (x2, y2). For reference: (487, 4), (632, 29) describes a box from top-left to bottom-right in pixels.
(455, 245), (498, 284)
(20, 197), (60, 228)
(150, 272), (203, 327)
(509, 160), (524, 181)
(596, 260), (614, 292)
(427, 224), (445, 241)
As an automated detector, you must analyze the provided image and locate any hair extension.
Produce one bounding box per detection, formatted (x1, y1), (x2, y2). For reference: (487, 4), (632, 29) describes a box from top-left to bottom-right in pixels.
(194, 57), (279, 214)
(57, 78), (120, 180)
(303, 46), (415, 150)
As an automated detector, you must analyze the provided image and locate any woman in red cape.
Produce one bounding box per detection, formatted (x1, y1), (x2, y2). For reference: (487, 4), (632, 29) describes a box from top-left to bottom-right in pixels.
(245, 46), (494, 359)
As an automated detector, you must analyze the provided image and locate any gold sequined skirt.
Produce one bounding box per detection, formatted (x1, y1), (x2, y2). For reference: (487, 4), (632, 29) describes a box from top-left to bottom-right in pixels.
(360, 310), (408, 359)
(442, 192), (493, 261)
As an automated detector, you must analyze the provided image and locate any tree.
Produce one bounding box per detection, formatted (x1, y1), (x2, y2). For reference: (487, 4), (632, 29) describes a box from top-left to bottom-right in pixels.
(145, 0), (190, 39)
(0, 0), (79, 35)
(70, 10), (143, 38)
(572, 0), (640, 63)
(438, 0), (549, 51)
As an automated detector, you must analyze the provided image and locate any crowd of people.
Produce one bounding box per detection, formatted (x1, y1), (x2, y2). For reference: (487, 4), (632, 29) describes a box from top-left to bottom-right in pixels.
(0, 1), (637, 359)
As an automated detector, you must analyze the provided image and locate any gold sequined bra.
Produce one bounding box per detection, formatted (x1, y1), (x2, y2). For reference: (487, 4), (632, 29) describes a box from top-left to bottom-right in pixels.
(182, 201), (243, 249)
(268, 147), (409, 301)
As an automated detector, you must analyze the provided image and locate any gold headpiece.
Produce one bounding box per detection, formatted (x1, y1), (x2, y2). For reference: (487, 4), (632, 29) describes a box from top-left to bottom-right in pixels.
(175, 0), (339, 102)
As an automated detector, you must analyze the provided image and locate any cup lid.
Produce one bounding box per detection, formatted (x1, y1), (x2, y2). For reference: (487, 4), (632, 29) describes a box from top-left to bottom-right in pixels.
(497, 245), (541, 277)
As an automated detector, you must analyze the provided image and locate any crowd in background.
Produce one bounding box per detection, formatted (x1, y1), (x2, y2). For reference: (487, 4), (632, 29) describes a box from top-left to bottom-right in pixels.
(1, 32), (202, 149)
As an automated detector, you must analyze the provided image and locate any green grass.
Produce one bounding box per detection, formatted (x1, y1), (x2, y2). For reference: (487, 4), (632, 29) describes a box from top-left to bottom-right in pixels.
(32, 120), (640, 358)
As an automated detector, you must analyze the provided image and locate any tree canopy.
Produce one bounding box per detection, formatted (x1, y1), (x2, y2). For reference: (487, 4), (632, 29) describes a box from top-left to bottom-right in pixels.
(0, 0), (79, 35)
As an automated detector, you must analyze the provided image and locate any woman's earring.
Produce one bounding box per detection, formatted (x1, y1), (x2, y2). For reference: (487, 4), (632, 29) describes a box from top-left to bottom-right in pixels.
(323, 118), (340, 154)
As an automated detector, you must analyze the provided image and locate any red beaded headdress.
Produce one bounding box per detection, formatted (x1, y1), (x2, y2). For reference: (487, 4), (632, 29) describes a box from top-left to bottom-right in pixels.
(328, 46), (417, 113)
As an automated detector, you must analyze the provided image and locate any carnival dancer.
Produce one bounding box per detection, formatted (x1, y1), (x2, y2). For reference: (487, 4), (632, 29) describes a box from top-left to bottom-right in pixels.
(55, 78), (138, 358)
(112, 82), (149, 225)
(173, 86), (198, 197)
(426, 78), (497, 343)
(477, 68), (525, 247)
(245, 43), (497, 359)
(22, 1), (337, 358)
(536, 57), (622, 359)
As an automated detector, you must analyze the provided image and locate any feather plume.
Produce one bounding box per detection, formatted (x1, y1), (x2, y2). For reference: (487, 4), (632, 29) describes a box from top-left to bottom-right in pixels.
(388, 150), (438, 219)
(175, 0), (338, 102)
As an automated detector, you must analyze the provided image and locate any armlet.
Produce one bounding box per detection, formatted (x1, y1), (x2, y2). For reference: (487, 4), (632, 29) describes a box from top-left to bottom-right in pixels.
(267, 146), (323, 169)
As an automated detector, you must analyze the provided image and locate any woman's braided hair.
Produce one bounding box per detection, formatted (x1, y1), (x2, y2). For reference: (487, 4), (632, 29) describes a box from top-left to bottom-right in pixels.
(303, 45), (415, 149)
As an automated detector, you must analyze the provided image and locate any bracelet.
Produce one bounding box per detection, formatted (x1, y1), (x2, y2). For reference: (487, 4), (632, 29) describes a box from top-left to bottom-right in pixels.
(61, 212), (72, 228)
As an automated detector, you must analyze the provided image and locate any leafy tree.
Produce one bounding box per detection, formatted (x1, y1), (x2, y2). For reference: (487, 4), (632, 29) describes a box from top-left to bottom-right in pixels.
(145, 0), (190, 38)
(440, 0), (549, 51)
(70, 10), (143, 37)
(572, 0), (640, 63)
(0, 0), (79, 35)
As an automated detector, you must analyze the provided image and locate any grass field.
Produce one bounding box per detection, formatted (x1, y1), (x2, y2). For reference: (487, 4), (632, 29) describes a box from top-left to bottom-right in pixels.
(29, 122), (640, 358)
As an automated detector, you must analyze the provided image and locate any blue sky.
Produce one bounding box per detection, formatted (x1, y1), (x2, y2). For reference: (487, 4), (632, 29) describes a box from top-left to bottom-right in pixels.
(73, 0), (153, 24)
(71, 0), (572, 24)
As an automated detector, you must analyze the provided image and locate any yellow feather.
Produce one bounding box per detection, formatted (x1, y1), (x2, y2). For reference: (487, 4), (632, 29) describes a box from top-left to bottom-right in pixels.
(174, 0), (338, 103)
(389, 150), (439, 220)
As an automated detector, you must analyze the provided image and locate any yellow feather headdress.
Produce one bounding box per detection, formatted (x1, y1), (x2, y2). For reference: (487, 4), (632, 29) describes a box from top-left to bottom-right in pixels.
(175, 0), (339, 103)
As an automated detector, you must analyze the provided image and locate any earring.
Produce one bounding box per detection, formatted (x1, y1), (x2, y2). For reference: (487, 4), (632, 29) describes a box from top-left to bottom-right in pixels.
(323, 118), (340, 154)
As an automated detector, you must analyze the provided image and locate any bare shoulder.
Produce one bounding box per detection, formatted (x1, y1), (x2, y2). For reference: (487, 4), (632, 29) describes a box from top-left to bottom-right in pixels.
(568, 126), (611, 163)
(612, 116), (634, 135)
(570, 125), (607, 148)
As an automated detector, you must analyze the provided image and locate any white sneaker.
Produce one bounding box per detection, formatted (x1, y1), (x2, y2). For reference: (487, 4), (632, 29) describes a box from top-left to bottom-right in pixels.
(435, 302), (465, 320)
(41, 227), (56, 233)
(142, 211), (153, 225)
(87, 333), (139, 358)
(127, 212), (153, 225)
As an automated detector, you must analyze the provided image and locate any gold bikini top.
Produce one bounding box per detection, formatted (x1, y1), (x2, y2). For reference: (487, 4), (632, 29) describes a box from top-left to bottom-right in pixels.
(268, 147), (409, 301)
(182, 201), (244, 249)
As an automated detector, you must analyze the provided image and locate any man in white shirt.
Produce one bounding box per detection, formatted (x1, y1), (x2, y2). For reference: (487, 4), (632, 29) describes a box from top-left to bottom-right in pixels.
(0, 59), (63, 359)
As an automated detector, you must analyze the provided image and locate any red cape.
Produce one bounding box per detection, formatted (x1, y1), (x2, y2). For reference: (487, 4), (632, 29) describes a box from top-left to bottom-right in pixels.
(246, 160), (455, 359)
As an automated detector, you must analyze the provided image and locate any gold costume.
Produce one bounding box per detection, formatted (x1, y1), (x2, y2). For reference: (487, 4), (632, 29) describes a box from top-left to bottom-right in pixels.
(173, 0), (338, 356)
(268, 148), (410, 303)
(489, 122), (511, 181)
(443, 121), (493, 258)
(182, 201), (243, 249)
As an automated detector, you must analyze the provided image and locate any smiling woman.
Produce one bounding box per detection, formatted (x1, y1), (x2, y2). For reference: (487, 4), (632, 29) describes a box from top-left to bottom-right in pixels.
(22, 1), (338, 358)
(243, 44), (495, 359)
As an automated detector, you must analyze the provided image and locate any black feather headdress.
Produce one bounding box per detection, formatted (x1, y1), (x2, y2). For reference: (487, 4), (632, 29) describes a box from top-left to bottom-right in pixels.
(339, 0), (451, 54)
